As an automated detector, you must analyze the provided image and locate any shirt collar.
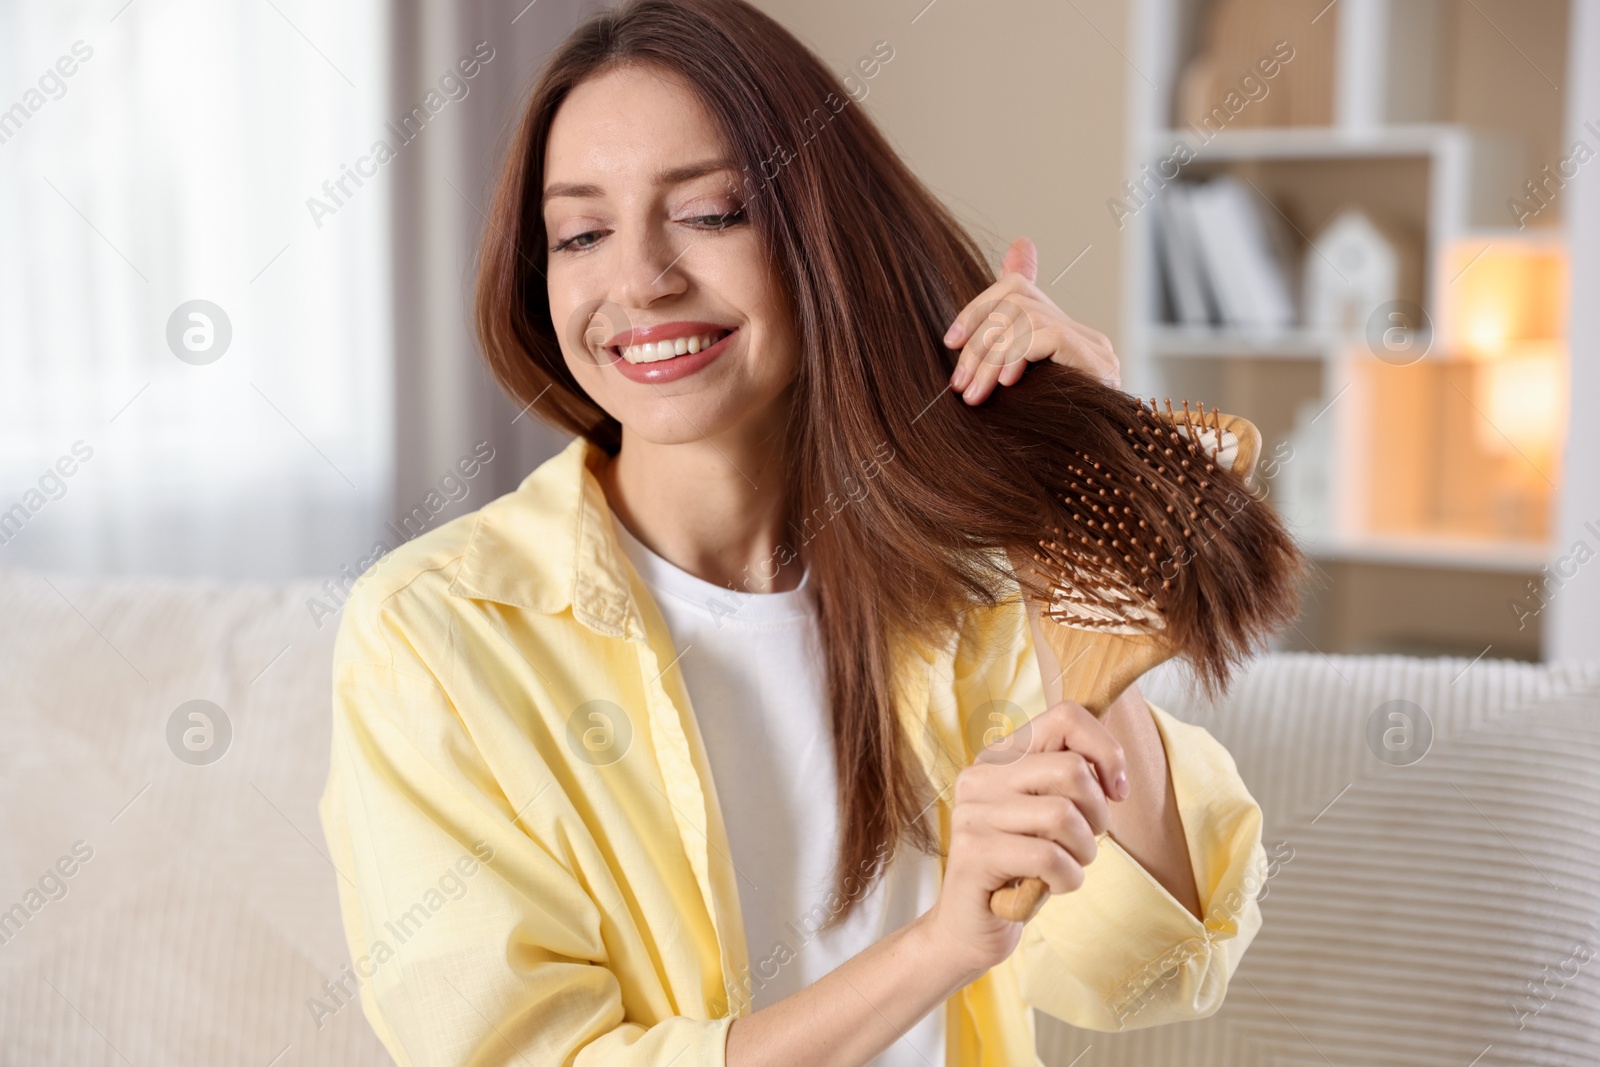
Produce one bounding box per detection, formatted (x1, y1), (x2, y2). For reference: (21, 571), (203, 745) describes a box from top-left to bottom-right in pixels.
(447, 432), (940, 665)
(448, 434), (647, 642)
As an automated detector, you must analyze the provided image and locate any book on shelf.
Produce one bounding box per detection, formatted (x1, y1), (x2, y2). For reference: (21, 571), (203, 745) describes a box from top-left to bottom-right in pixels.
(1153, 176), (1298, 335)
(1151, 188), (1215, 327)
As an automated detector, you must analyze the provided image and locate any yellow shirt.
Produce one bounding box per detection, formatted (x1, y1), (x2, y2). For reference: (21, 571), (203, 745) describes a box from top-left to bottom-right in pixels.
(318, 434), (1269, 1066)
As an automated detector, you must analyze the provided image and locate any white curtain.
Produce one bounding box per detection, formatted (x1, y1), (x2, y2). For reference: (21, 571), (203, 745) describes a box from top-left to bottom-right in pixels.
(385, 0), (590, 514)
(0, 0), (391, 579)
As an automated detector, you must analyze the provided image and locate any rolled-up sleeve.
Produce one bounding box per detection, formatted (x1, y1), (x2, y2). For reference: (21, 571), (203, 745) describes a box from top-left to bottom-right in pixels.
(1012, 702), (1268, 1031)
(958, 596), (1269, 1033)
(317, 597), (733, 1066)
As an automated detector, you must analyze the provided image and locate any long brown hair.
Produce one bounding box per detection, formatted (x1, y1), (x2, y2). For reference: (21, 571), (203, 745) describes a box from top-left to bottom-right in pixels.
(475, 0), (1304, 926)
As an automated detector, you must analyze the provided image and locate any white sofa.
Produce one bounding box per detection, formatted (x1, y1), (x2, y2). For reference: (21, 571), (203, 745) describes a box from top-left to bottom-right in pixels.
(2, 568), (1597, 1066)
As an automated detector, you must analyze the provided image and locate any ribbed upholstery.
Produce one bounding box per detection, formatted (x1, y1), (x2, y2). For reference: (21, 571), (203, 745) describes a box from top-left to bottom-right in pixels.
(0, 570), (390, 1066)
(1, 570), (1596, 1065)
(1035, 654), (1600, 1066)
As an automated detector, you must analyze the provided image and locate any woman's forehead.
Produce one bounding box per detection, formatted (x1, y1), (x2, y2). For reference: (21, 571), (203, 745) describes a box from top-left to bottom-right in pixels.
(546, 65), (728, 178)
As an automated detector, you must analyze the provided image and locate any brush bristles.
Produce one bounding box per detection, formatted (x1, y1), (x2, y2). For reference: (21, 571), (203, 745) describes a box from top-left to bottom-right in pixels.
(1027, 393), (1307, 699)
(1036, 530), (1165, 634)
(886, 358), (1307, 702)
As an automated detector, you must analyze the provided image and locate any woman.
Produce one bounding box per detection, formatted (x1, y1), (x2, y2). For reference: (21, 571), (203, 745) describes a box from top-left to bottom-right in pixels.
(319, 1), (1271, 1064)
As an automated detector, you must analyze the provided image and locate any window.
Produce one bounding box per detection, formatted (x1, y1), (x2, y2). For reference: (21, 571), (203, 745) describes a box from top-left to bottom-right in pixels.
(0, 0), (391, 579)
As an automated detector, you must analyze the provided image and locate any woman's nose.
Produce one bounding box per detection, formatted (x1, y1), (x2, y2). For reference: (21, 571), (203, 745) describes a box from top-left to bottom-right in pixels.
(612, 225), (689, 308)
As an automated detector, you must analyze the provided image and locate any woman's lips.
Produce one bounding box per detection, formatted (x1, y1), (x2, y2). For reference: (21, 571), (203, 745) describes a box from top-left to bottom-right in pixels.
(608, 328), (737, 384)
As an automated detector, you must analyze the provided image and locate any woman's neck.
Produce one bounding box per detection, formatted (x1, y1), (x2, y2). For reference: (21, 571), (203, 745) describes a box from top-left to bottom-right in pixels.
(599, 416), (802, 595)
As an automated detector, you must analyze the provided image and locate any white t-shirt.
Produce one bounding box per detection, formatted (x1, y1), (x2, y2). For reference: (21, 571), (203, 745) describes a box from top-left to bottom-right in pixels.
(613, 515), (946, 1067)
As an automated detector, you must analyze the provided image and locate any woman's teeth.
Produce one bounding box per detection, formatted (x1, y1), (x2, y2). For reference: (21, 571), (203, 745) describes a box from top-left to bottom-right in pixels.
(619, 331), (727, 364)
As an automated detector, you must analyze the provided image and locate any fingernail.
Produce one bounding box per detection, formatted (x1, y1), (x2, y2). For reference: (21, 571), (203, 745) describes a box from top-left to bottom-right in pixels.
(944, 324), (962, 346)
(1114, 772), (1128, 800)
(962, 380), (982, 403)
(950, 364), (970, 391)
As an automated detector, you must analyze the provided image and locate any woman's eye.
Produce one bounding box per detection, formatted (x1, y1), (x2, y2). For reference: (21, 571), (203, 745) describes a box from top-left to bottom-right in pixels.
(551, 229), (607, 253)
(687, 209), (747, 230)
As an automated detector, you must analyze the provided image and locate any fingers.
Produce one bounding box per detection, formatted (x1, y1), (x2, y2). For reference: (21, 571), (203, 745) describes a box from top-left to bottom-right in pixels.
(966, 702), (1128, 829)
(945, 239), (1037, 351)
(942, 236), (1121, 400)
(953, 700), (1132, 844)
(940, 698), (1128, 925)
(1074, 326), (1122, 387)
(978, 319), (1117, 398)
(944, 277), (1024, 369)
(979, 831), (1086, 897)
(946, 293), (1119, 402)
(950, 298), (1028, 402)
(1000, 236), (1038, 284)
(1053, 324), (1119, 386)
(957, 794), (1100, 868)
(984, 701), (1128, 792)
(961, 747), (1115, 835)
(1020, 701), (1129, 794)
(948, 795), (1087, 897)
(1004, 752), (1115, 834)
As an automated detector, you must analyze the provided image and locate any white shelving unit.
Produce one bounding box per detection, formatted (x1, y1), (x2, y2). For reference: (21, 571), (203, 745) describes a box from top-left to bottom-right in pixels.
(1121, 0), (1571, 656)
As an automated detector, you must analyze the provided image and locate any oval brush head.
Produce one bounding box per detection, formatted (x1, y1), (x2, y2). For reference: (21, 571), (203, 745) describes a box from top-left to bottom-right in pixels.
(1024, 396), (1301, 702)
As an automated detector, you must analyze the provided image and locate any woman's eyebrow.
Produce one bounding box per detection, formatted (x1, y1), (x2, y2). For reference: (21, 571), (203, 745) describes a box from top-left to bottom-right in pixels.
(541, 179), (605, 205)
(541, 158), (737, 207)
(654, 159), (738, 187)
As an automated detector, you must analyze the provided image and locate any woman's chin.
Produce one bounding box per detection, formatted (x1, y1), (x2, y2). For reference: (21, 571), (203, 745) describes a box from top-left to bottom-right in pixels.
(619, 398), (744, 446)
(614, 384), (789, 449)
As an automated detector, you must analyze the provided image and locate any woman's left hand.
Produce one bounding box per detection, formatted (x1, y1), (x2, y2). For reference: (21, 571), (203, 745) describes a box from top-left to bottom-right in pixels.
(944, 236), (1121, 403)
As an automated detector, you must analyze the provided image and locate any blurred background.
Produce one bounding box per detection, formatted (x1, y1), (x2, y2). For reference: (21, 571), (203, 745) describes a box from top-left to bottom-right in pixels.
(2, 2), (1597, 1065)
(2, 0), (1594, 660)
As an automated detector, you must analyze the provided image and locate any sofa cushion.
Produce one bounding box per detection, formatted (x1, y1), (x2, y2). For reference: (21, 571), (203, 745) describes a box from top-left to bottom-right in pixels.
(0, 571), (392, 1066)
(1035, 652), (1600, 1066)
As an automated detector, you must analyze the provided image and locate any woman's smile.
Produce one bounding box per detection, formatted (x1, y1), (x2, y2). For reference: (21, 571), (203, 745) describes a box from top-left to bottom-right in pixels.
(605, 323), (739, 384)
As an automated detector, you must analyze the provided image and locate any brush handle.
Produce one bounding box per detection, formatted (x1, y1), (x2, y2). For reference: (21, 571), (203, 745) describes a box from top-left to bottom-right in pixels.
(987, 624), (1175, 922)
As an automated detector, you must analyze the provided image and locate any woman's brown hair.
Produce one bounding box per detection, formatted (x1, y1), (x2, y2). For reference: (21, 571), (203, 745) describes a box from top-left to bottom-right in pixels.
(476, 0), (1304, 927)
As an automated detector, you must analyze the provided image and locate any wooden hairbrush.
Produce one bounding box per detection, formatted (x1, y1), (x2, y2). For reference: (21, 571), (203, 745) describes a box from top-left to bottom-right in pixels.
(988, 398), (1291, 923)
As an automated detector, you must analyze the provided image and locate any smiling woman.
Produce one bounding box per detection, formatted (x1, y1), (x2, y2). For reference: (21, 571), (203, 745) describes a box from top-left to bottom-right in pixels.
(318, 1), (1276, 1065)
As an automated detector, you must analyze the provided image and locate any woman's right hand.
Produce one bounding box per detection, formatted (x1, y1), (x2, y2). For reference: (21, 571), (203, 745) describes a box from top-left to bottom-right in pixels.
(917, 700), (1130, 980)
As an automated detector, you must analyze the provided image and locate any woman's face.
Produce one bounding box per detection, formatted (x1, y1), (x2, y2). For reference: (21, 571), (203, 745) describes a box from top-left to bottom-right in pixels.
(542, 64), (798, 447)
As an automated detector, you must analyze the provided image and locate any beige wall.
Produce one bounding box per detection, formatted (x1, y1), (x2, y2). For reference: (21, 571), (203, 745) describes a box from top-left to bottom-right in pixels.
(1443, 0), (1570, 222)
(748, 0), (1133, 351)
